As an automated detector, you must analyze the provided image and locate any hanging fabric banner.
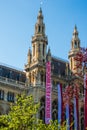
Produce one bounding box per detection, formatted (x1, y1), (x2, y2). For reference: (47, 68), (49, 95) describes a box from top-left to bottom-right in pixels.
(74, 86), (79, 130)
(66, 103), (70, 130)
(84, 74), (87, 129)
(74, 97), (79, 130)
(65, 86), (70, 130)
(45, 61), (52, 124)
(58, 84), (62, 125)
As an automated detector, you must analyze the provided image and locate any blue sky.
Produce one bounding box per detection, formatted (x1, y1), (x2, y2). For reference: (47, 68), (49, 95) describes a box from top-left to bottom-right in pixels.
(0, 0), (87, 69)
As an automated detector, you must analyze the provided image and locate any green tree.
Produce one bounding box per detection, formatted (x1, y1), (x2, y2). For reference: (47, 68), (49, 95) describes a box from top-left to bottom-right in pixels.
(0, 94), (40, 130)
(0, 94), (69, 130)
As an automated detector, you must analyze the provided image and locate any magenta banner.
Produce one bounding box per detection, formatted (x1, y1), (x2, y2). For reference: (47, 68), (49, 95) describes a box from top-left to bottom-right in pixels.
(45, 61), (52, 124)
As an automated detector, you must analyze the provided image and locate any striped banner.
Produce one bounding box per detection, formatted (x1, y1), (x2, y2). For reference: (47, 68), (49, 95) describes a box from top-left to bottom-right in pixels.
(84, 74), (87, 129)
(58, 84), (62, 125)
(45, 61), (52, 124)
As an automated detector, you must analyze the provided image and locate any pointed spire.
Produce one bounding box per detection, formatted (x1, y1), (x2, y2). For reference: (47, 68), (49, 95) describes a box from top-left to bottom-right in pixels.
(37, 7), (43, 24)
(28, 47), (31, 56)
(48, 47), (51, 56)
(47, 47), (51, 61)
(73, 25), (78, 38)
(71, 25), (80, 50)
(34, 8), (45, 35)
(27, 48), (32, 64)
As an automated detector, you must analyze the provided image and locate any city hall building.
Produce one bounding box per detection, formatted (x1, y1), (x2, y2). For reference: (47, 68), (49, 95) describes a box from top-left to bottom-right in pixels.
(0, 8), (85, 129)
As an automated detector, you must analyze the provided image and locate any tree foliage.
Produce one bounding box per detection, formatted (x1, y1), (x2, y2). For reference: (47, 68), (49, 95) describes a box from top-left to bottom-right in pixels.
(0, 94), (68, 130)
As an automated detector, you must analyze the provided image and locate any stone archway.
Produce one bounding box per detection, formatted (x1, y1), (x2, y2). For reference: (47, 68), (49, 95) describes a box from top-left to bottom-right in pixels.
(39, 96), (45, 122)
(52, 99), (58, 121)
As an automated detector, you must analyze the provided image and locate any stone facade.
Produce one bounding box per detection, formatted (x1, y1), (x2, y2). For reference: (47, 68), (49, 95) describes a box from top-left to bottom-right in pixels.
(0, 8), (85, 129)
(0, 63), (26, 114)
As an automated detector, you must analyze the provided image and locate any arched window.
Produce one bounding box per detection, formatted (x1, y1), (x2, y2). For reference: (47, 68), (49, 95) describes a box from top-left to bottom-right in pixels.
(38, 26), (40, 33)
(40, 108), (45, 123)
(7, 92), (14, 102)
(52, 110), (58, 121)
(52, 99), (58, 121)
(43, 44), (45, 56)
(74, 41), (77, 48)
(40, 96), (45, 123)
(42, 26), (44, 33)
(0, 90), (4, 100)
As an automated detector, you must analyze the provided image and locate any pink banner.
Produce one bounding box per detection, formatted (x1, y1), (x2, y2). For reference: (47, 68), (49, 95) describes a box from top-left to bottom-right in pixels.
(45, 61), (52, 124)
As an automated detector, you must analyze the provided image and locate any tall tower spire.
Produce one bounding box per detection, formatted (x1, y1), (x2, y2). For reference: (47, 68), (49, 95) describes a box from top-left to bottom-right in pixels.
(73, 25), (78, 38)
(35, 8), (45, 35)
(68, 25), (81, 75)
(32, 8), (48, 63)
(72, 25), (80, 50)
(25, 8), (48, 87)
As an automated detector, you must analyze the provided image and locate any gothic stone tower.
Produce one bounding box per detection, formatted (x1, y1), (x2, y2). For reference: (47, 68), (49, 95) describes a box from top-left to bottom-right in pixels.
(25, 8), (68, 122)
(68, 26), (84, 130)
(25, 8), (48, 87)
(68, 26), (82, 75)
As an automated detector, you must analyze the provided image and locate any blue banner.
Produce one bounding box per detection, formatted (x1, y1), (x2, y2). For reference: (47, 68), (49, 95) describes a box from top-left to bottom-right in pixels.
(66, 104), (70, 130)
(58, 84), (62, 125)
(74, 97), (78, 130)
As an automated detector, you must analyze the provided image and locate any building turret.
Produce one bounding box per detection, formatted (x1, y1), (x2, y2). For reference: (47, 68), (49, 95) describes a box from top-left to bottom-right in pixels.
(32, 8), (48, 64)
(71, 25), (80, 50)
(25, 8), (48, 87)
(47, 47), (51, 62)
(68, 26), (82, 75)
(35, 8), (45, 35)
(27, 48), (32, 65)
